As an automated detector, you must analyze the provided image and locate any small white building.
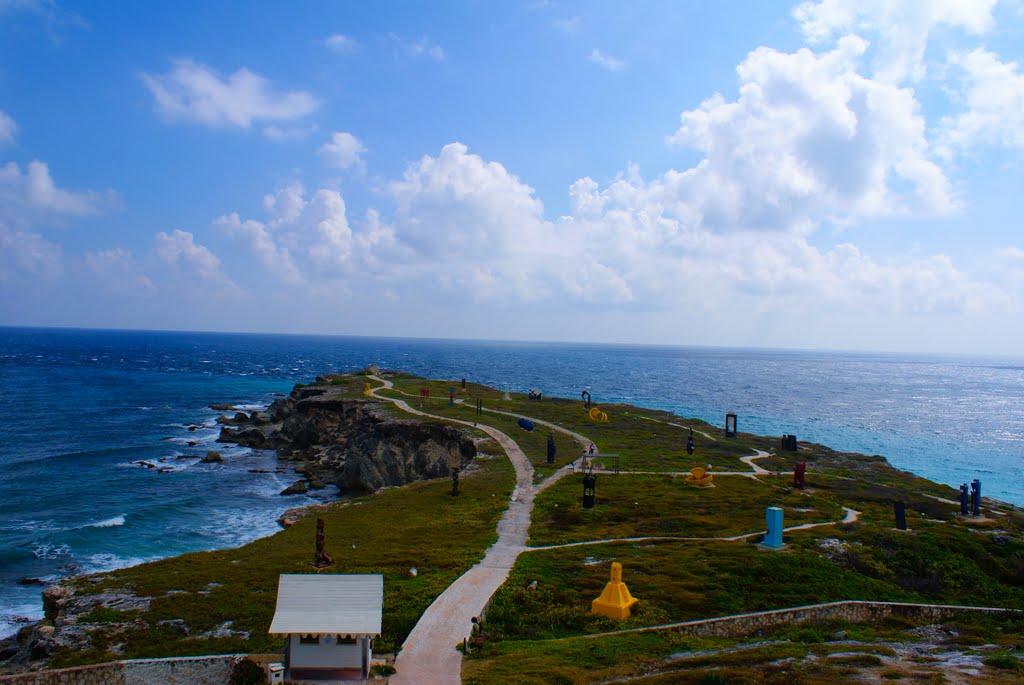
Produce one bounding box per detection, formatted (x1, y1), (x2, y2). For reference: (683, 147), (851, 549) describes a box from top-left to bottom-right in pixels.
(269, 574), (384, 681)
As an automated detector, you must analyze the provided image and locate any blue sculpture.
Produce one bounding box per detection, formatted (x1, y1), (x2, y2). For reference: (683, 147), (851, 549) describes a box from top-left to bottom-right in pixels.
(763, 506), (784, 549)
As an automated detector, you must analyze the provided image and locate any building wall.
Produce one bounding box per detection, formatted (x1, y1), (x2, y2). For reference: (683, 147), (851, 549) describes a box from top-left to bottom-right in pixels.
(288, 634), (363, 669)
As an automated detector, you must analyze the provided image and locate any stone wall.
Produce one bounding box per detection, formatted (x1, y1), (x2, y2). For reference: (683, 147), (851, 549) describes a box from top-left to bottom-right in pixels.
(602, 600), (1017, 639)
(0, 654), (243, 685)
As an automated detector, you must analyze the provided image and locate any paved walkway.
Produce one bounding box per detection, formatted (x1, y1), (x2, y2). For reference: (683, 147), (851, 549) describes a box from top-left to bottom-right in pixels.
(369, 377), (582, 685)
(368, 377), (861, 683)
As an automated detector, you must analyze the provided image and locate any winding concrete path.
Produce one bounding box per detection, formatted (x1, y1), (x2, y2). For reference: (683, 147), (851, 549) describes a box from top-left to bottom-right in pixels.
(739, 450), (771, 475)
(367, 377), (860, 684)
(369, 377), (581, 685)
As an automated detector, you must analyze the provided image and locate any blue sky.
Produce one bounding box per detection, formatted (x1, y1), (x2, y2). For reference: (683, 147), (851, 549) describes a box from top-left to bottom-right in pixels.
(2, 1), (1024, 354)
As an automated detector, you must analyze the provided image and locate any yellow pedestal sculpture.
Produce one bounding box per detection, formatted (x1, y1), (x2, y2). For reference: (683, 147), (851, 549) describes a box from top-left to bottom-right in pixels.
(591, 562), (638, 619)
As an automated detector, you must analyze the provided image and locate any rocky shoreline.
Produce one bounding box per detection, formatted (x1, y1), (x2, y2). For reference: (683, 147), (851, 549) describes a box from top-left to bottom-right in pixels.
(0, 370), (480, 671)
(215, 373), (477, 499)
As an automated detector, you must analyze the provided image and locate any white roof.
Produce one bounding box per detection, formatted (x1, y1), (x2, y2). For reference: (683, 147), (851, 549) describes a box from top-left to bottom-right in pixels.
(269, 574), (383, 636)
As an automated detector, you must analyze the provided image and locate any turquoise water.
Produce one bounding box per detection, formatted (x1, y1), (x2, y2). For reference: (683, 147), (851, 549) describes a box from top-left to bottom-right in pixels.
(1, 327), (1022, 634)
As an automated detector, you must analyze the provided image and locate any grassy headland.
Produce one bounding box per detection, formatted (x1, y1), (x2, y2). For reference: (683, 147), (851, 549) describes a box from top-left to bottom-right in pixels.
(19, 370), (1024, 683)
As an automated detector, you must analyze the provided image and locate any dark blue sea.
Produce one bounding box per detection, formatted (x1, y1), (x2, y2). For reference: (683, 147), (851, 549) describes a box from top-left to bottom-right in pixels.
(1, 327), (1022, 635)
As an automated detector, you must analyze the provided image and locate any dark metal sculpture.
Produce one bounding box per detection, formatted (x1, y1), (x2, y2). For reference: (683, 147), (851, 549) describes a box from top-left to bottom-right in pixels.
(582, 470), (597, 509)
(312, 518), (334, 568)
(547, 433), (557, 464)
(686, 428), (695, 455)
(894, 501), (907, 530)
(725, 412), (737, 437)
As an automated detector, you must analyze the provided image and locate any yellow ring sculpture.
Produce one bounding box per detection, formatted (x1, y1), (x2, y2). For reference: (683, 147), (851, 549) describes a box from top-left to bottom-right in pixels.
(588, 407), (609, 422)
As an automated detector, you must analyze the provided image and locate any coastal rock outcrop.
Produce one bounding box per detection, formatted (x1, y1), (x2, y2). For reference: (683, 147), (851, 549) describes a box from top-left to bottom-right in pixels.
(218, 376), (476, 494)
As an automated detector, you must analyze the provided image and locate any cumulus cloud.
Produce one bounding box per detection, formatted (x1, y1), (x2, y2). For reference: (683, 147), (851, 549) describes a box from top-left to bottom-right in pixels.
(0, 110), (16, 145)
(793, 0), (997, 82)
(318, 131), (366, 171)
(216, 181), (397, 284)
(589, 48), (624, 71)
(389, 34), (445, 61)
(389, 142), (548, 259)
(0, 159), (117, 223)
(140, 59), (319, 129)
(665, 36), (955, 232)
(937, 48), (1024, 157)
(323, 33), (357, 54)
(153, 229), (235, 287)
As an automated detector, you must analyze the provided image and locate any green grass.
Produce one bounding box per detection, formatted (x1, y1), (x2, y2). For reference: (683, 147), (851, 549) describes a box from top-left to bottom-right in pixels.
(528, 473), (845, 546)
(53, 453), (515, 667)
(37, 369), (1024, 684)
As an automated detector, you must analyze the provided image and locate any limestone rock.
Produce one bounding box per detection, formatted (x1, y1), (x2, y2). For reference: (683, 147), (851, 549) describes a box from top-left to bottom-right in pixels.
(202, 451), (223, 463)
(219, 380), (476, 494)
(281, 480), (308, 496)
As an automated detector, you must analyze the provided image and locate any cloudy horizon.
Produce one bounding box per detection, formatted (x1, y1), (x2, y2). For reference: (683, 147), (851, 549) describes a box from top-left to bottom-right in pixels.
(2, 1), (1024, 355)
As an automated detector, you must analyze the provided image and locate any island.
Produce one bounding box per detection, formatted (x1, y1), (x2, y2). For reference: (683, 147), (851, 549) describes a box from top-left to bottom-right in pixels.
(2, 369), (1022, 684)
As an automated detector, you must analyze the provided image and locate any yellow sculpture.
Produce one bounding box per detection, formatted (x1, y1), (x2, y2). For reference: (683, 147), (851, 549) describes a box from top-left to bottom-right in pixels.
(588, 407), (609, 422)
(591, 562), (639, 619)
(363, 383), (372, 397)
(685, 466), (714, 487)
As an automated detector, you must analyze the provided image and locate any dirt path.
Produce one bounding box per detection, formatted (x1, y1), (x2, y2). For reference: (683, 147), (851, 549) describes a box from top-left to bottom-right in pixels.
(369, 377), (580, 685)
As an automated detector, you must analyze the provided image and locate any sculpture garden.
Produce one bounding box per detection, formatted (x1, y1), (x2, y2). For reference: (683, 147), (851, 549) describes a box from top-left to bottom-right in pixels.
(16, 370), (1024, 684)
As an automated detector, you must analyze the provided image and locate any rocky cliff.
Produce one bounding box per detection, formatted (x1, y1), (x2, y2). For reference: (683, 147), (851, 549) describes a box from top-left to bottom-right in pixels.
(217, 381), (476, 494)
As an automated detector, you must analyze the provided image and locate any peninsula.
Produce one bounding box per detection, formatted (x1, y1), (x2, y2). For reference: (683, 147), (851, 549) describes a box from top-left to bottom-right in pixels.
(2, 369), (1022, 684)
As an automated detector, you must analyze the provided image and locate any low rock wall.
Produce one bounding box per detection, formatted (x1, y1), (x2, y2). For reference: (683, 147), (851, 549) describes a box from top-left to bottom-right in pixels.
(630, 601), (1016, 639)
(0, 654), (243, 685)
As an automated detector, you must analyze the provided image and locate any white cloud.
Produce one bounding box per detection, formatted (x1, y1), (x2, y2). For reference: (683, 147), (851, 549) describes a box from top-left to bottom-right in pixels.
(665, 36), (955, 232)
(153, 229), (235, 286)
(323, 33), (358, 54)
(84, 248), (156, 297)
(996, 246), (1024, 260)
(0, 159), (117, 223)
(318, 131), (366, 171)
(389, 34), (445, 61)
(589, 48), (624, 71)
(140, 59), (319, 129)
(0, 110), (16, 145)
(553, 16), (582, 34)
(0, 0), (88, 42)
(793, 0), (997, 82)
(262, 124), (316, 141)
(0, 223), (62, 283)
(217, 181), (397, 283)
(937, 48), (1024, 157)
(389, 142), (547, 259)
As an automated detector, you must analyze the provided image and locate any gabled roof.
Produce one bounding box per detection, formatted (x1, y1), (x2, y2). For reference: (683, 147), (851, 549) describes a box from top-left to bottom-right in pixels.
(268, 574), (383, 636)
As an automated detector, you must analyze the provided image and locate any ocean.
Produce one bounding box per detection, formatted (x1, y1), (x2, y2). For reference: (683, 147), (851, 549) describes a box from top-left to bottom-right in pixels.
(1, 327), (1022, 636)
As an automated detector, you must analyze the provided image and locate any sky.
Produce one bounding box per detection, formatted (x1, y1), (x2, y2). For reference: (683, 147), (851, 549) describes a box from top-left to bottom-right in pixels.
(1, 0), (1024, 354)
